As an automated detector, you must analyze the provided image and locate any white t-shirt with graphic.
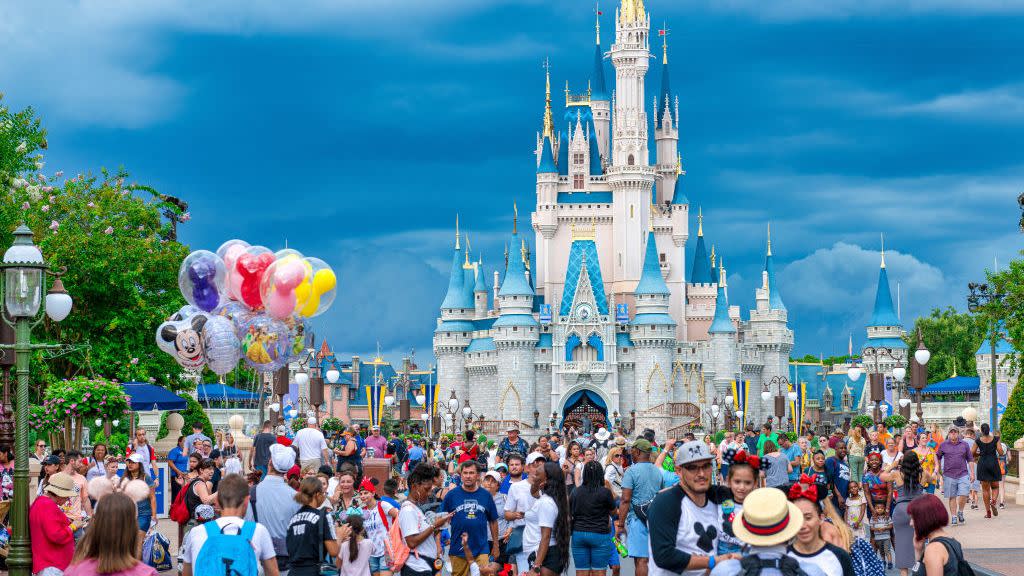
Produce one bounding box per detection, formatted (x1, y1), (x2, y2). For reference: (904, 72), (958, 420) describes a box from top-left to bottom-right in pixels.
(649, 494), (722, 576)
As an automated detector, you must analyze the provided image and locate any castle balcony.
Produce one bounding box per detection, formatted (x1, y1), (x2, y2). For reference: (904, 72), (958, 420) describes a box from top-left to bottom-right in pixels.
(559, 360), (611, 374)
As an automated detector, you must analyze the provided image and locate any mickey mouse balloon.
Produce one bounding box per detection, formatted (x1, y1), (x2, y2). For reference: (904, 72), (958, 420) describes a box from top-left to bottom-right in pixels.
(178, 250), (227, 313)
(155, 313), (209, 371)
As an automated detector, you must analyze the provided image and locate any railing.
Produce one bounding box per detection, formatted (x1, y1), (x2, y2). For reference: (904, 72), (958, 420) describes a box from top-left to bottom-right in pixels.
(472, 420), (532, 437)
(561, 361), (609, 373)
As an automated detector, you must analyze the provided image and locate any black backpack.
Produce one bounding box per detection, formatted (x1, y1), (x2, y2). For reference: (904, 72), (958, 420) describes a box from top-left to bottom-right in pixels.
(932, 537), (976, 576)
(740, 555), (810, 576)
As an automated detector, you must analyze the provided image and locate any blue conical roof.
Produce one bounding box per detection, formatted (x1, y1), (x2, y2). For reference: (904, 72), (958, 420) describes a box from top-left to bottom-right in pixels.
(869, 262), (900, 327)
(765, 250), (786, 311)
(588, 120), (603, 176)
(708, 276), (735, 334)
(690, 232), (713, 284)
(537, 136), (556, 174)
(976, 321), (1014, 355)
(462, 261), (476, 307)
(557, 131), (569, 175)
(499, 231), (534, 297)
(474, 262), (487, 293)
(636, 230), (670, 295)
(656, 61), (674, 129)
(440, 241), (467, 310)
(671, 173), (687, 204)
(592, 43), (608, 101)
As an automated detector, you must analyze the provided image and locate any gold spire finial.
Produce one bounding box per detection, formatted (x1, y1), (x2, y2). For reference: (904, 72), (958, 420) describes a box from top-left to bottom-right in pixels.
(676, 153), (683, 175)
(542, 59), (553, 139)
(767, 222), (772, 257)
(697, 206), (703, 236)
(659, 23), (669, 65)
(880, 232), (886, 268)
(513, 202), (518, 234)
(455, 214), (461, 249)
(595, 2), (601, 45)
(710, 244), (716, 267)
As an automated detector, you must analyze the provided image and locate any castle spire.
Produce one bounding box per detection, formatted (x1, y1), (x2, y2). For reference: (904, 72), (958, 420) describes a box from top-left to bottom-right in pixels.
(542, 58), (554, 140)
(636, 229), (670, 296)
(869, 236), (899, 327)
(764, 224), (785, 311)
(708, 261), (735, 334)
(660, 22), (669, 64)
(767, 222), (772, 256)
(440, 221), (468, 310)
(689, 210), (712, 284)
(455, 214), (461, 250)
(697, 206), (704, 236)
(595, 1), (601, 45)
(513, 202), (518, 234)
(880, 232), (886, 268)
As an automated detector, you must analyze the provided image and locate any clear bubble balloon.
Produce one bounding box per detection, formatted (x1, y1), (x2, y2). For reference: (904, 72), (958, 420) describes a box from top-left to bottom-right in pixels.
(170, 304), (202, 322)
(275, 248), (304, 262)
(238, 313), (292, 372)
(178, 250), (227, 313)
(234, 246), (275, 310)
(217, 239), (250, 302)
(294, 257), (337, 318)
(260, 257), (309, 320)
(203, 315), (241, 375)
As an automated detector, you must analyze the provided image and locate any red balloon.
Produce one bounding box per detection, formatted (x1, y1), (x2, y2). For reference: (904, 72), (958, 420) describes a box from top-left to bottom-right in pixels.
(236, 252), (275, 309)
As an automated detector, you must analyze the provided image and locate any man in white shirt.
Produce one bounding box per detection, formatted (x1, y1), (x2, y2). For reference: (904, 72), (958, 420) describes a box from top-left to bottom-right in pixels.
(503, 452), (545, 572)
(182, 473), (279, 576)
(293, 417), (331, 469)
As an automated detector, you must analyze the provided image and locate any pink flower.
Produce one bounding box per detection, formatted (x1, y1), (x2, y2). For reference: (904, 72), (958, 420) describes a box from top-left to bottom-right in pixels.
(130, 357), (139, 365)
(20, 202), (29, 210)
(49, 221), (59, 231)
(65, 409), (71, 414)
(181, 212), (192, 222)
(104, 226), (113, 234)
(48, 194), (55, 202)
(41, 205), (49, 212)
(55, 170), (64, 178)
(87, 202), (95, 208)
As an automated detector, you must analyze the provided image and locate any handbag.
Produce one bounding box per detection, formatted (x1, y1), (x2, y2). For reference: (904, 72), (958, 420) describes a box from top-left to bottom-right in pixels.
(505, 526), (526, 555)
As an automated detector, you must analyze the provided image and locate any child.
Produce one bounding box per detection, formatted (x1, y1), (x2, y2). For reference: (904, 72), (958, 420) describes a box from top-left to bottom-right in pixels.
(717, 450), (758, 555)
(460, 533), (504, 576)
(339, 514), (373, 576)
(869, 503), (893, 569)
(844, 481), (867, 540)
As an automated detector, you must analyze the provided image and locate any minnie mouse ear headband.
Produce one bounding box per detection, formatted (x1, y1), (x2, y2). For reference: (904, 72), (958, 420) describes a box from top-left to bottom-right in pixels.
(786, 473), (829, 505)
(722, 447), (767, 470)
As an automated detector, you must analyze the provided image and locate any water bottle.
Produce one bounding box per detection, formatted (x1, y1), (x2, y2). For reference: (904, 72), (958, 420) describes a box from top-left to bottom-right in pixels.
(612, 536), (628, 558)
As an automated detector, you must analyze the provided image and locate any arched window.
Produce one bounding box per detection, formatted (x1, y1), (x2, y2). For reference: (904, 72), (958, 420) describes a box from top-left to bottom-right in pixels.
(628, 154), (635, 166)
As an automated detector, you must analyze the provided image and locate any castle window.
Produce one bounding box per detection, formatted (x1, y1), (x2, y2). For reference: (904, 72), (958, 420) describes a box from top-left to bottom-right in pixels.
(573, 153), (584, 165)
(332, 386), (342, 400)
(630, 205), (634, 218)
(348, 388), (357, 401)
(659, 253), (666, 262)
(573, 174), (585, 189)
(628, 154), (635, 165)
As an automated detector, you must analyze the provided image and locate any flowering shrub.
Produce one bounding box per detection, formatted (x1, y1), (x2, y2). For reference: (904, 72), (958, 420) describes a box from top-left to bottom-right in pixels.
(31, 376), (131, 449)
(320, 417), (344, 435)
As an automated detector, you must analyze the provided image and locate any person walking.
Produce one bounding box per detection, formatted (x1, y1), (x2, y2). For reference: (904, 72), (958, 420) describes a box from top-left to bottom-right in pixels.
(126, 427), (157, 478)
(648, 440), (736, 576)
(971, 422), (1004, 518)
(124, 453), (157, 533)
(247, 443), (302, 573)
(364, 425), (388, 459)
(756, 424), (779, 457)
(906, 494), (967, 576)
(761, 441), (792, 489)
(356, 476), (399, 576)
(286, 477), (347, 576)
(166, 436), (190, 507)
(570, 461), (616, 576)
(85, 444), (108, 482)
(182, 474), (279, 576)
(444, 460), (500, 576)
(30, 471), (77, 576)
(935, 426), (973, 526)
(522, 461), (570, 576)
(615, 439), (664, 576)
(913, 433), (938, 495)
(786, 480), (855, 576)
(294, 417), (331, 470)
(400, 464), (455, 576)
(65, 492), (158, 576)
(824, 441), (851, 514)
(251, 420), (277, 477)
(887, 452), (926, 576)
(847, 427), (866, 483)
(184, 422), (211, 458)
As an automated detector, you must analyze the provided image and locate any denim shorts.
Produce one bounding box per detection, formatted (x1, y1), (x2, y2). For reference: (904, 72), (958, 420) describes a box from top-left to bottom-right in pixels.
(571, 531), (612, 570)
(943, 475), (970, 498)
(369, 555), (387, 574)
(625, 516), (649, 558)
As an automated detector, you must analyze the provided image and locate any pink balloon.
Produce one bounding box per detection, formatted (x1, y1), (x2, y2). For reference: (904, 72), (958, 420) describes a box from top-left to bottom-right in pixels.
(261, 259), (306, 320)
(266, 291), (296, 320)
(223, 244), (248, 301)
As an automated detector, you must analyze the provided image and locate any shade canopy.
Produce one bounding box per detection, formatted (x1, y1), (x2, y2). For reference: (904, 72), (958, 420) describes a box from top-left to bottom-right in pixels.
(922, 376), (980, 395)
(197, 383), (260, 402)
(122, 382), (187, 411)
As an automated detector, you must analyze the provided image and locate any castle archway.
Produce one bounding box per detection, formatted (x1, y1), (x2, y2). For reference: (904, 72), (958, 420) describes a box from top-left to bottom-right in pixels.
(557, 384), (610, 435)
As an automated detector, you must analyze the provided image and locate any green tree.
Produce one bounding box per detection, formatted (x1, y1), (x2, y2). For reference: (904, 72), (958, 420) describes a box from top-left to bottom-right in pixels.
(983, 256), (1024, 376)
(905, 307), (987, 384)
(0, 95), (192, 397)
(1001, 371), (1024, 443)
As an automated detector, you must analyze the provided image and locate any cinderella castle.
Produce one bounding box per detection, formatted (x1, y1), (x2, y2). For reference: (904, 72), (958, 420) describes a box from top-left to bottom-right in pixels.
(433, 0), (794, 436)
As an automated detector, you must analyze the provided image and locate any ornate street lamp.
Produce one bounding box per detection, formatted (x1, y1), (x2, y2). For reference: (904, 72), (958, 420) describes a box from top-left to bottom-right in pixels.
(1, 224), (73, 576)
(710, 397), (721, 435)
(767, 376), (790, 425)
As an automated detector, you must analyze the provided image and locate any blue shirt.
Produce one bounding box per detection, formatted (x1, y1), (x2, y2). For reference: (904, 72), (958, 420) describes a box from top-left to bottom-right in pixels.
(661, 469), (679, 487)
(783, 444), (803, 482)
(167, 446), (189, 478)
(825, 456), (851, 503)
(442, 486), (498, 558)
(408, 446), (425, 463)
(381, 495), (400, 508)
(621, 462), (664, 521)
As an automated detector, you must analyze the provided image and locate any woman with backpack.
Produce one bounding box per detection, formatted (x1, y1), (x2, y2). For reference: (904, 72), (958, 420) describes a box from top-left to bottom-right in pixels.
(906, 494), (966, 576)
(179, 459), (218, 541)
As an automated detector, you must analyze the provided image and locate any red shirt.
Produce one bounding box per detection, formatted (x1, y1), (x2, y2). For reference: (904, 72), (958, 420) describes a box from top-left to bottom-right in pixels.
(276, 435), (292, 447)
(29, 494), (74, 572)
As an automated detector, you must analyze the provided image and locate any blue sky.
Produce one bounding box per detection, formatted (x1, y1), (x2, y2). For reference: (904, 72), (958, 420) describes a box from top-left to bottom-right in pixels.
(3, 0), (1022, 366)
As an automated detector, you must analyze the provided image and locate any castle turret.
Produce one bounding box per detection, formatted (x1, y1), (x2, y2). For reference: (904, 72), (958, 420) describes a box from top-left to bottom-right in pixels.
(749, 225), (794, 425)
(474, 255), (489, 319)
(632, 226), (676, 429)
(654, 30), (678, 205)
(492, 211), (540, 424)
(685, 209), (716, 341)
(434, 222), (473, 420)
(861, 237), (907, 409)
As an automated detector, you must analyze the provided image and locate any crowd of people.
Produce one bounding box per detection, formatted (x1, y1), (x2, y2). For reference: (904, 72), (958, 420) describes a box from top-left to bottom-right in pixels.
(24, 414), (1011, 576)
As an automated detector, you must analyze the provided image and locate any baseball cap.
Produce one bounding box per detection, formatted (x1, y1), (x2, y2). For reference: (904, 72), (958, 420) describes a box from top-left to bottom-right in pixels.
(270, 443), (296, 473)
(484, 471), (502, 483)
(42, 455), (61, 466)
(674, 440), (713, 466)
(45, 472), (76, 498)
(493, 462), (508, 472)
(276, 425), (287, 435)
(631, 438), (653, 453)
(306, 416), (317, 425)
(126, 452), (146, 464)
(525, 452), (547, 466)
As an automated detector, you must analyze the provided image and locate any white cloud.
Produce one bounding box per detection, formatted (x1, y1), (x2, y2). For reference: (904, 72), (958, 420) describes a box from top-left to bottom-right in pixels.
(675, 0), (1024, 22)
(705, 130), (853, 157)
(889, 84), (1024, 122)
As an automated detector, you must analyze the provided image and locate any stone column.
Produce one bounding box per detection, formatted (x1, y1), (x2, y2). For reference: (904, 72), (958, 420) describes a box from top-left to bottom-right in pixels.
(229, 414), (253, 472)
(1014, 437), (1024, 505)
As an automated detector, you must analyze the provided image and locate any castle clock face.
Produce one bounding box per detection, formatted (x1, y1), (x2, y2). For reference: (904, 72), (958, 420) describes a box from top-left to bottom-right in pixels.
(576, 303), (594, 322)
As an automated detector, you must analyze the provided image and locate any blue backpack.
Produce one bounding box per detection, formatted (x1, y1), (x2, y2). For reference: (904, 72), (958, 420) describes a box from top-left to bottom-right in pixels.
(194, 521), (259, 576)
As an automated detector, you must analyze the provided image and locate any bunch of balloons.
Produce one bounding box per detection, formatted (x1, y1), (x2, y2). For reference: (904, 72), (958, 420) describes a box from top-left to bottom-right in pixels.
(156, 240), (338, 375)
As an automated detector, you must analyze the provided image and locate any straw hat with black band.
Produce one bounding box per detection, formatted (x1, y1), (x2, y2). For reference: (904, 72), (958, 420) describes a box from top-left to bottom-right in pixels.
(732, 487), (804, 546)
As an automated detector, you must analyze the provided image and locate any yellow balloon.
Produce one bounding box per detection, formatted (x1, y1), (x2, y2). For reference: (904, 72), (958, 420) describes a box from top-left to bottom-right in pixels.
(292, 259), (314, 310)
(297, 268), (337, 317)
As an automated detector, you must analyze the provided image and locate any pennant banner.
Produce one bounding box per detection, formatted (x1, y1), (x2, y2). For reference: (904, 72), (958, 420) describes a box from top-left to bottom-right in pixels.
(731, 379), (750, 430)
(423, 378), (439, 417)
(789, 382), (807, 435)
(366, 378), (387, 428)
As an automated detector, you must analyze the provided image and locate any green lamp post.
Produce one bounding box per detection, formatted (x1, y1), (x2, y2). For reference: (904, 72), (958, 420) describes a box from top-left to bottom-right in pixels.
(2, 224), (72, 576)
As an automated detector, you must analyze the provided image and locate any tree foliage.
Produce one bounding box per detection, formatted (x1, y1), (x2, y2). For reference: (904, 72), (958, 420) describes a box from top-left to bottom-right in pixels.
(983, 256), (1024, 376)
(1001, 371), (1024, 444)
(851, 415), (874, 430)
(0, 94), (193, 398)
(157, 394), (214, 441)
(790, 354), (859, 367)
(905, 307), (987, 384)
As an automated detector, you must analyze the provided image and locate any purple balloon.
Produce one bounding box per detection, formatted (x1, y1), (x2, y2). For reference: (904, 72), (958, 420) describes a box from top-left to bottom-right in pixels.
(178, 250), (227, 313)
